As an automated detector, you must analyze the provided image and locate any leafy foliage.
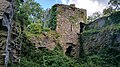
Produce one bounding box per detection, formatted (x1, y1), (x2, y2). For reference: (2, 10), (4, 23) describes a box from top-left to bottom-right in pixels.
(108, 0), (120, 10)
(14, 0), (43, 27)
(27, 22), (42, 34)
(10, 0), (120, 67)
(48, 5), (57, 30)
(82, 13), (120, 67)
(87, 12), (102, 23)
(9, 43), (81, 67)
(103, 6), (115, 15)
(109, 11), (120, 23)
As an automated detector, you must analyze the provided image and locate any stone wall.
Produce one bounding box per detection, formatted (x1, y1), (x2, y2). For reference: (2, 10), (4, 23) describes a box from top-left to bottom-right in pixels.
(80, 11), (120, 66)
(0, 20), (7, 67)
(26, 4), (87, 57)
(0, 0), (11, 66)
(27, 31), (60, 51)
(54, 4), (87, 57)
(0, 0), (23, 67)
(85, 11), (120, 30)
(85, 16), (108, 30)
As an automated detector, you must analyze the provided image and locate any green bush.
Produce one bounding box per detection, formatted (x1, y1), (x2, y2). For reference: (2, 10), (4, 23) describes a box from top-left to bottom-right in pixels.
(9, 44), (81, 67)
(42, 28), (51, 32)
(27, 23), (42, 34)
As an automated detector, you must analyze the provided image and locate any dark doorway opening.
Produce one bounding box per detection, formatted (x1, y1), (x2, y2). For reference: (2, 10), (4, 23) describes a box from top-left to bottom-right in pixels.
(80, 22), (85, 33)
(65, 46), (72, 56)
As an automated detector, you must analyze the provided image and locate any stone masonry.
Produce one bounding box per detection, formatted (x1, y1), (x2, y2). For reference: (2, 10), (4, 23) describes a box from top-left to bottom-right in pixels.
(0, 0), (23, 67)
(55, 4), (87, 57)
(0, 0), (11, 66)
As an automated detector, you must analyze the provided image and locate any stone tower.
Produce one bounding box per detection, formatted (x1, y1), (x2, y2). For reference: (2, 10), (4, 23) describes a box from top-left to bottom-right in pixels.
(54, 4), (87, 57)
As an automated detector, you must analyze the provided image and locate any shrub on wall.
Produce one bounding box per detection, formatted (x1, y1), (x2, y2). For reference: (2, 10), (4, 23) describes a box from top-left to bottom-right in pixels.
(27, 23), (42, 34)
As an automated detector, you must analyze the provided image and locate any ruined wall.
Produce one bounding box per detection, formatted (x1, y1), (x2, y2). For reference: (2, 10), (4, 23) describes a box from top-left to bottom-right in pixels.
(85, 11), (120, 30)
(85, 16), (107, 30)
(82, 11), (120, 55)
(27, 31), (60, 51)
(54, 4), (87, 57)
(0, 0), (23, 67)
(0, 0), (11, 66)
(80, 11), (120, 66)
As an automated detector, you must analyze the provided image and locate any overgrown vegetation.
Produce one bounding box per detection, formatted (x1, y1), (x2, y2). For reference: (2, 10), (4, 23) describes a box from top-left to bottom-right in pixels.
(7, 0), (120, 67)
(9, 43), (81, 67)
(81, 12), (120, 67)
(48, 5), (57, 30)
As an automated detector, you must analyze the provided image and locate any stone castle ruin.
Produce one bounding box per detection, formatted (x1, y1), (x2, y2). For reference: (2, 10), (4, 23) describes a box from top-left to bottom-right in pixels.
(33, 4), (87, 57)
(0, 1), (87, 66)
(1, 1), (120, 66)
(54, 4), (87, 57)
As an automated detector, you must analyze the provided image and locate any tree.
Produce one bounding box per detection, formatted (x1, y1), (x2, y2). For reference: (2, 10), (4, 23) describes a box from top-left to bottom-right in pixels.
(92, 12), (101, 19)
(23, 0), (43, 22)
(103, 6), (115, 15)
(87, 16), (94, 23)
(14, 0), (44, 27)
(87, 12), (102, 23)
(108, 0), (120, 10)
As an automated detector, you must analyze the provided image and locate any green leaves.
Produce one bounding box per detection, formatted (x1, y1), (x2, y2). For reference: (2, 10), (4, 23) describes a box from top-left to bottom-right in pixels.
(49, 5), (57, 30)
(23, 0), (43, 22)
(9, 45), (81, 67)
(27, 22), (42, 34)
(14, 0), (43, 27)
(103, 6), (115, 15)
(108, 0), (120, 10)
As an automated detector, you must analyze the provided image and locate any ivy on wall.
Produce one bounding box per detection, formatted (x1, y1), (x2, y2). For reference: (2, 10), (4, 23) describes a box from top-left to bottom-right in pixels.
(49, 5), (57, 30)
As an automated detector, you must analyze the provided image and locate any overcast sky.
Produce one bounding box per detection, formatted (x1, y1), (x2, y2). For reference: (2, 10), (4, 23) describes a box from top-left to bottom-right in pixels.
(60, 0), (109, 16)
(36, 0), (109, 16)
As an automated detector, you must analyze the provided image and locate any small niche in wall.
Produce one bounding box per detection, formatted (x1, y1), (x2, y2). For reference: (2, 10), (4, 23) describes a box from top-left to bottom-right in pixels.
(80, 12), (84, 18)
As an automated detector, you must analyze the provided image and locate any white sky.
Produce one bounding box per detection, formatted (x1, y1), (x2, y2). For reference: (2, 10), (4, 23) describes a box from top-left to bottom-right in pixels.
(60, 0), (109, 16)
